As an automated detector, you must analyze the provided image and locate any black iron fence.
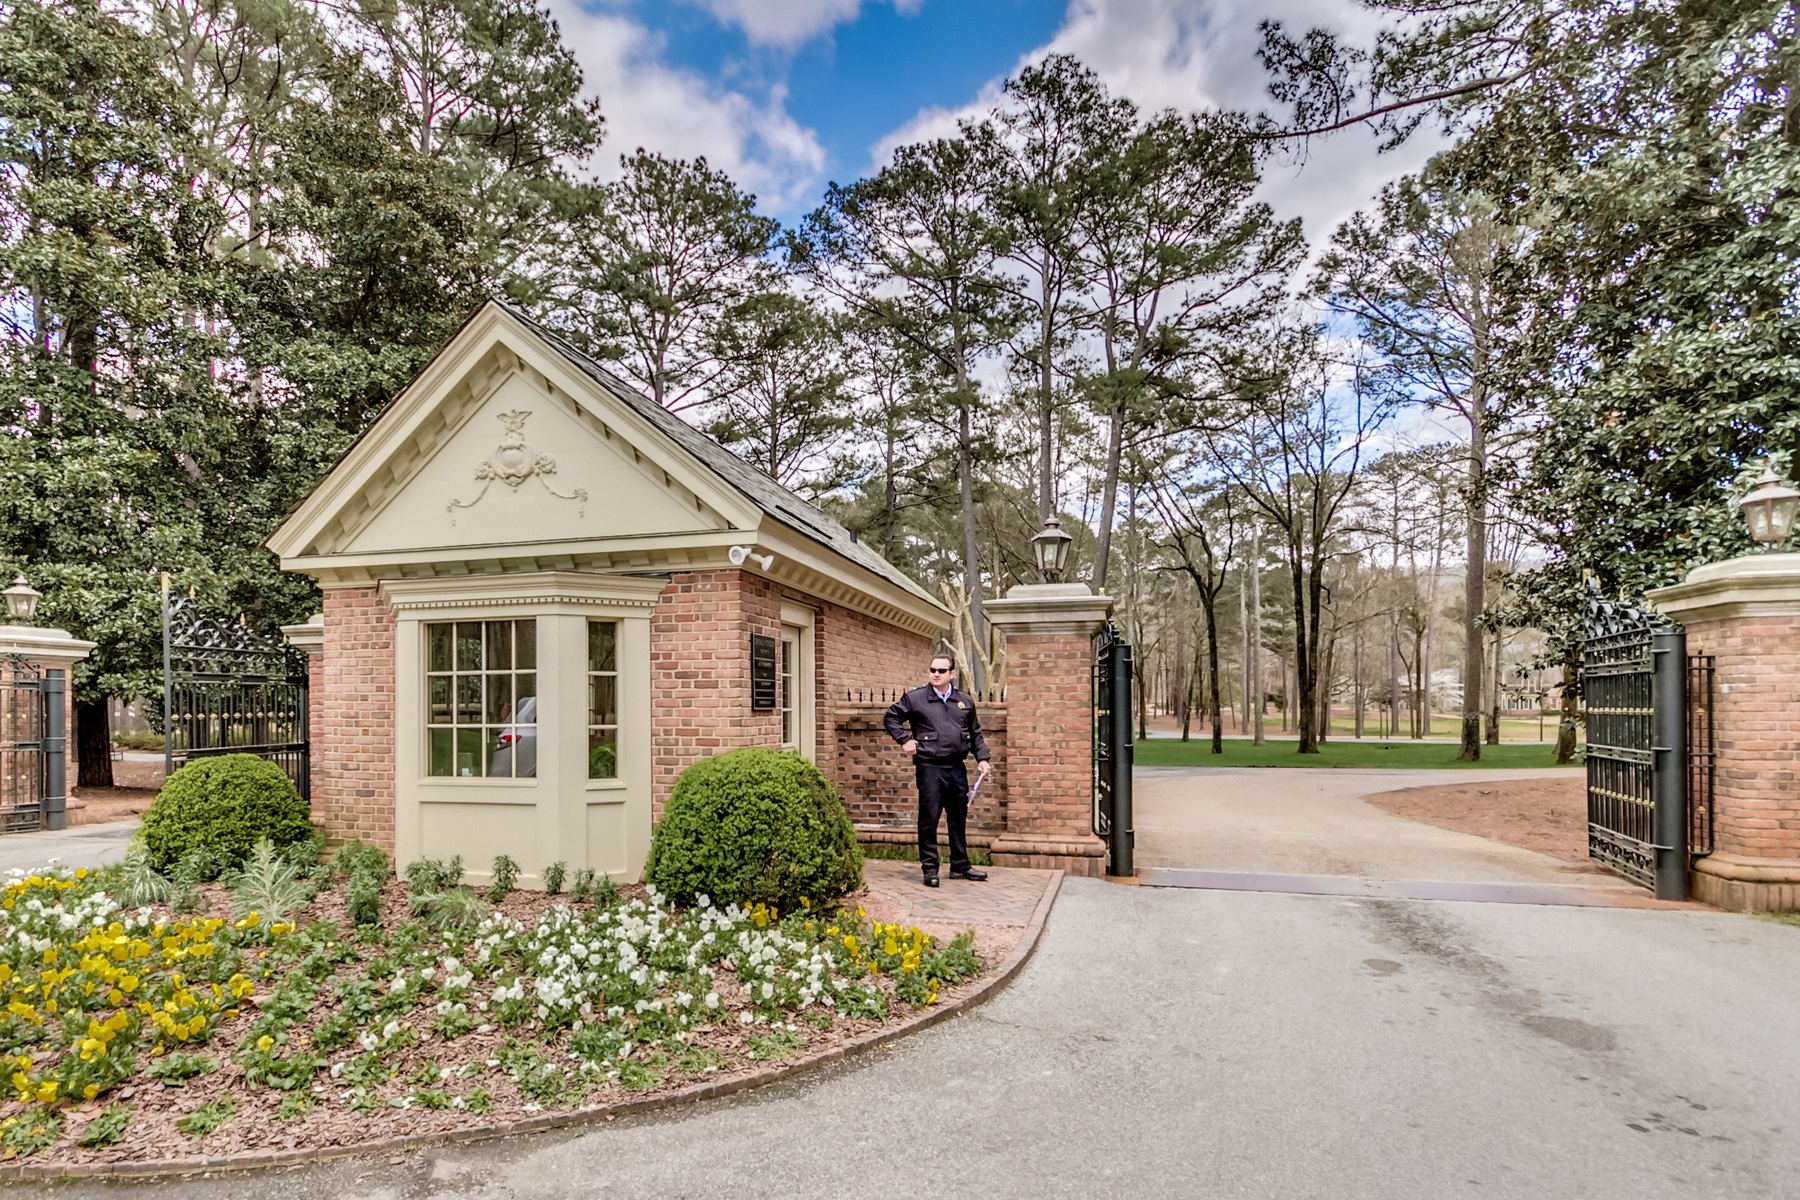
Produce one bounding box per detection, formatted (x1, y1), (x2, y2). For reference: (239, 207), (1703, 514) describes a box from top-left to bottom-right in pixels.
(162, 588), (309, 798)
(1583, 590), (1713, 899)
(0, 657), (64, 834)
(1093, 620), (1133, 877)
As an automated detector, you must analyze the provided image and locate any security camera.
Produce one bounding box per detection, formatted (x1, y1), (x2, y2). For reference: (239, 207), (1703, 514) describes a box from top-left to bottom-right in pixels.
(728, 545), (774, 571)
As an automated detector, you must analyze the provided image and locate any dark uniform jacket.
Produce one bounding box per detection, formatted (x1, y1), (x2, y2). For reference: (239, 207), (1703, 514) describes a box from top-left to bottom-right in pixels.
(883, 685), (991, 765)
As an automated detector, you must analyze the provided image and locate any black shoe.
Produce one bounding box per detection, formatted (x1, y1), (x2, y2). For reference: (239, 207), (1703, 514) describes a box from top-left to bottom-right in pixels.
(950, 868), (988, 882)
(923, 873), (940, 889)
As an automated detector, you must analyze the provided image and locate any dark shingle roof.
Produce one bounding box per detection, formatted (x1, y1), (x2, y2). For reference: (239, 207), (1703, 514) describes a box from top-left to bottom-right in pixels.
(499, 302), (940, 611)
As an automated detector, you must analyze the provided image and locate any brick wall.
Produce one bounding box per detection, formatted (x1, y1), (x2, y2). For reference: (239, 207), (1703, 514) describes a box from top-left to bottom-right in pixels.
(1687, 614), (1800, 869)
(648, 569), (933, 818)
(1000, 630), (1096, 841)
(316, 587), (396, 849)
(834, 702), (1007, 843)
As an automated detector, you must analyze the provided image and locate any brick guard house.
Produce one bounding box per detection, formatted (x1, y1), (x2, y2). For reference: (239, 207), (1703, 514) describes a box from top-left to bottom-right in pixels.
(270, 301), (1109, 887)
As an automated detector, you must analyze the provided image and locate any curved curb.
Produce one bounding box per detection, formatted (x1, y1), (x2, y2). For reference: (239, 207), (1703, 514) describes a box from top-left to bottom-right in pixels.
(0, 871), (1064, 1183)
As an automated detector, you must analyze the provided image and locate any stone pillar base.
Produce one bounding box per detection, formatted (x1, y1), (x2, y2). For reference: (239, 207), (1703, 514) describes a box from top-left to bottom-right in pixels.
(989, 834), (1108, 878)
(1691, 854), (1800, 912)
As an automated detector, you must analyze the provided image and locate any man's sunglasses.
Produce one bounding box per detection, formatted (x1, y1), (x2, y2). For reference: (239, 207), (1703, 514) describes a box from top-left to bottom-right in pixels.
(928, 667), (953, 674)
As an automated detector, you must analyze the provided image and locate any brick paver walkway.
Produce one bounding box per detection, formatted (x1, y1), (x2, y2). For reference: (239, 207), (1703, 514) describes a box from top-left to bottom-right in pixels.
(856, 858), (1054, 930)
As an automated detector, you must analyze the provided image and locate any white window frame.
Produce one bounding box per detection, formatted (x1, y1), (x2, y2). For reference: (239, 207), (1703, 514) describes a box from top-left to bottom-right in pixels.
(778, 602), (816, 761)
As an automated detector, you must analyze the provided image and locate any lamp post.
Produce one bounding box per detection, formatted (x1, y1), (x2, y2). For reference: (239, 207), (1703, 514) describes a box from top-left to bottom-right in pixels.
(1030, 516), (1074, 584)
(1738, 462), (1800, 550)
(2, 574), (40, 624)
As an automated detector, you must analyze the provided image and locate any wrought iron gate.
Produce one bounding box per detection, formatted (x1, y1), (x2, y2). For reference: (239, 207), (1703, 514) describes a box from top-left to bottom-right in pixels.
(1584, 592), (1705, 900)
(0, 657), (64, 833)
(1093, 620), (1133, 877)
(162, 589), (309, 798)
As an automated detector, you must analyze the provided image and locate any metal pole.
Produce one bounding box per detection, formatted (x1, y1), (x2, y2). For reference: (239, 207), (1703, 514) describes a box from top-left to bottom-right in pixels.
(161, 573), (172, 785)
(1651, 626), (1689, 901)
(43, 670), (65, 831)
(1110, 639), (1135, 877)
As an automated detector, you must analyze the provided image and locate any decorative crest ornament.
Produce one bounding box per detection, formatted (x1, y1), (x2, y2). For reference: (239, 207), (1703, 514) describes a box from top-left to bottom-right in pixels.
(448, 409), (588, 522)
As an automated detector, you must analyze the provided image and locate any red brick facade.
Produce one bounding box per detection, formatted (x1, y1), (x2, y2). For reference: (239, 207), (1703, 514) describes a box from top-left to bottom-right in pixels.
(987, 629), (1106, 875)
(1684, 613), (1800, 910)
(835, 702), (1008, 844)
(315, 587), (397, 849)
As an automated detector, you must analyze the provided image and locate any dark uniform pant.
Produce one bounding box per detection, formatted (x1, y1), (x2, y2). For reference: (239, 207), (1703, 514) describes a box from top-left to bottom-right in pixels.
(915, 759), (971, 876)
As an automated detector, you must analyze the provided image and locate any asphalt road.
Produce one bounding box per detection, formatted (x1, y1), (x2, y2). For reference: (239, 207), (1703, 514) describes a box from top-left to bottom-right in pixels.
(45, 874), (1799, 1200)
(0, 822), (133, 874)
(1134, 765), (1614, 886)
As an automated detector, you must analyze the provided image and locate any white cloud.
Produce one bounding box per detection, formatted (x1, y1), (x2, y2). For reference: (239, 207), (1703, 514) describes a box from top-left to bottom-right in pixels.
(870, 0), (1442, 251)
(685, 0), (922, 48)
(548, 2), (827, 211)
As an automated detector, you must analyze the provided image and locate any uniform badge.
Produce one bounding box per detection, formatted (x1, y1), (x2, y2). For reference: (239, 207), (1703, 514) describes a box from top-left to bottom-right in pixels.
(957, 701), (967, 709)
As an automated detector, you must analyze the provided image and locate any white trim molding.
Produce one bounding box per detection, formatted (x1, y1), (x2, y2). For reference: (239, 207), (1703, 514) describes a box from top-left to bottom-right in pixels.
(1648, 552), (1800, 625)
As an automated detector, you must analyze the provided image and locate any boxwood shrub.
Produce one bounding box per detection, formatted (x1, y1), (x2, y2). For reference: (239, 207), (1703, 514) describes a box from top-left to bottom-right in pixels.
(646, 748), (862, 910)
(140, 754), (315, 875)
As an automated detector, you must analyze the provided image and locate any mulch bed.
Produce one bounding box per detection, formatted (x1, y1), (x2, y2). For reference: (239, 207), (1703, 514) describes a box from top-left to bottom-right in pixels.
(1362, 775), (1601, 868)
(67, 788), (156, 827)
(10, 875), (1005, 1171)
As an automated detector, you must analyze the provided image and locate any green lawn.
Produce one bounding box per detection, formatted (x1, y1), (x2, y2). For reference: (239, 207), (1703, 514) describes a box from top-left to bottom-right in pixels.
(1133, 737), (1581, 770)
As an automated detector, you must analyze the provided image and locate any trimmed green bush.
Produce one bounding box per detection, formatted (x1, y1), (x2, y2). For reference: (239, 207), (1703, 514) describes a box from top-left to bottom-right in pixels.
(645, 748), (863, 910)
(140, 754), (314, 875)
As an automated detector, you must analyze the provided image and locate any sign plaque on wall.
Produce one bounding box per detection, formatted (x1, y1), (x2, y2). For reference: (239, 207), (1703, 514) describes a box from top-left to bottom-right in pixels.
(750, 634), (777, 711)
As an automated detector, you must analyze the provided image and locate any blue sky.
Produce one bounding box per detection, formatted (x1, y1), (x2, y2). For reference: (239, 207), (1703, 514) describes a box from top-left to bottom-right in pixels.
(548, 0), (1436, 238)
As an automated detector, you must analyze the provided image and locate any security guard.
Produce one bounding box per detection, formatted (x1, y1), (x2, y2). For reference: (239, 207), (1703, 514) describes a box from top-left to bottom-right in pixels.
(883, 652), (991, 887)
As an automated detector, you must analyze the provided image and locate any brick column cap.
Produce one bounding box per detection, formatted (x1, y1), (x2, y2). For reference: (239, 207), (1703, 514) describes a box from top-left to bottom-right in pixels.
(281, 612), (326, 657)
(985, 583), (1114, 637)
(1650, 552), (1800, 624)
(0, 625), (95, 670)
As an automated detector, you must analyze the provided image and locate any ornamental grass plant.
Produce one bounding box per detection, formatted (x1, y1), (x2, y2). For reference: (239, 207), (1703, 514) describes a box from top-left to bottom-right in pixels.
(0, 856), (983, 1164)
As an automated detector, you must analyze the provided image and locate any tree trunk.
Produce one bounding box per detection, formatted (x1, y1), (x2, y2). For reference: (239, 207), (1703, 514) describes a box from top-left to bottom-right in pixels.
(1487, 620), (1504, 745)
(1204, 593), (1224, 753)
(1389, 615), (1401, 739)
(1093, 403), (1125, 590)
(1459, 372), (1489, 760)
(1237, 568), (1250, 736)
(954, 364), (986, 695)
(1555, 660), (1580, 765)
(1037, 250), (1056, 524)
(75, 698), (113, 790)
(1354, 623), (1365, 738)
(1249, 531), (1265, 745)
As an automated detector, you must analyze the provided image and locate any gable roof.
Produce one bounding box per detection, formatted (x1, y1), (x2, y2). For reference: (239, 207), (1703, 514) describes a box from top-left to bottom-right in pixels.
(495, 302), (937, 609)
(269, 299), (947, 628)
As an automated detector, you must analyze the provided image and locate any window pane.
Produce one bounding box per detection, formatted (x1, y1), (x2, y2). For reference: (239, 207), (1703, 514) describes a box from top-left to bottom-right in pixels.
(486, 673), (513, 725)
(512, 727), (536, 778)
(514, 674), (536, 722)
(428, 625), (452, 672)
(456, 623), (483, 671)
(589, 676), (616, 727)
(455, 727), (484, 777)
(456, 675), (482, 724)
(485, 621), (512, 670)
(588, 727), (617, 779)
(588, 621), (616, 672)
(428, 676), (451, 724)
(514, 620), (536, 670)
(429, 728), (454, 776)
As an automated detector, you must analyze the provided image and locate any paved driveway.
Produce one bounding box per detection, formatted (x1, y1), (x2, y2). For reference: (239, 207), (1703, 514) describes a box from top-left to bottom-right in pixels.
(0, 822), (134, 874)
(46, 875), (1800, 1200)
(1135, 765), (1611, 886)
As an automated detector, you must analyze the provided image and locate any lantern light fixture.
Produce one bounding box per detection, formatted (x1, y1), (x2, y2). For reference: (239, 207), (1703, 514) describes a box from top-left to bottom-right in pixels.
(1031, 516), (1075, 584)
(1738, 461), (1800, 550)
(2, 574), (40, 624)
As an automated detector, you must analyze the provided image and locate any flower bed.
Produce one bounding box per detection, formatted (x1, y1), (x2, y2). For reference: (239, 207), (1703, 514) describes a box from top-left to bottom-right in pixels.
(0, 855), (982, 1166)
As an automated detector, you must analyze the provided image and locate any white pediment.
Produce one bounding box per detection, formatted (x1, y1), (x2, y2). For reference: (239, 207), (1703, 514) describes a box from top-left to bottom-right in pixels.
(343, 371), (715, 555)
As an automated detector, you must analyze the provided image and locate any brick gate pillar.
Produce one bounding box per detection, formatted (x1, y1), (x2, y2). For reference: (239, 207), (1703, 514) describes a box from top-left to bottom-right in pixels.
(0, 623), (96, 824)
(983, 583), (1112, 878)
(281, 612), (325, 813)
(1650, 553), (1800, 911)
